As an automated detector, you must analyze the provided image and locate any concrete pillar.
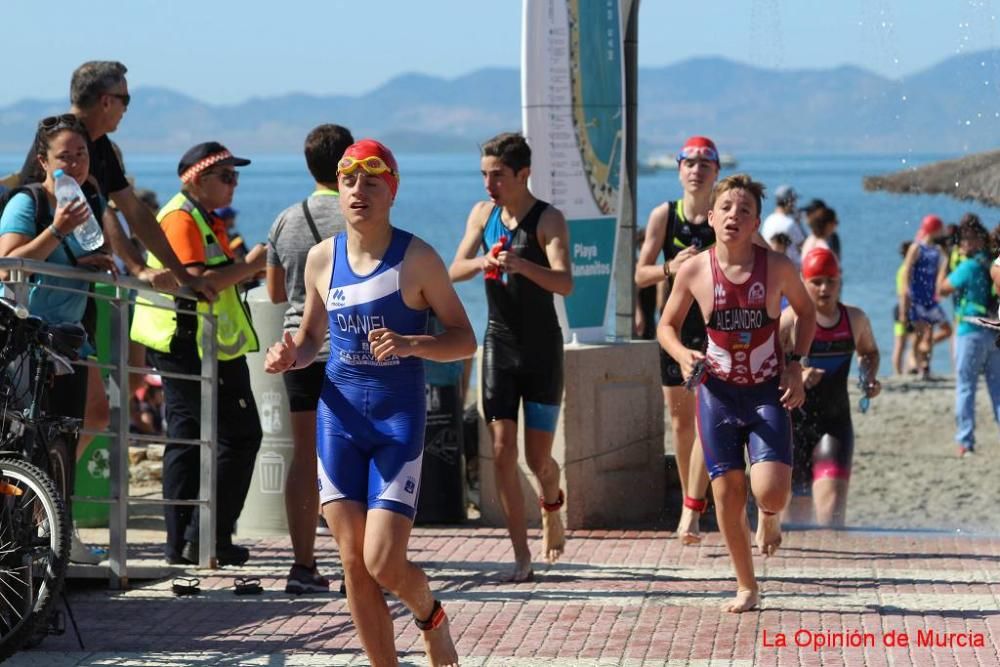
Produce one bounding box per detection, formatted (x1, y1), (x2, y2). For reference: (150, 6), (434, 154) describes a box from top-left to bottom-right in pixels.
(477, 339), (664, 529)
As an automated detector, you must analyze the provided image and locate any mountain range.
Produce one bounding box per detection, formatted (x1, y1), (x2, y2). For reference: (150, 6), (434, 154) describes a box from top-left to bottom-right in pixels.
(2, 51), (999, 156)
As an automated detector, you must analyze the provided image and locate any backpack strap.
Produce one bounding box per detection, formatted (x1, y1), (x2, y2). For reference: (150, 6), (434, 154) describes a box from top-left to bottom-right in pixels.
(22, 183), (78, 266)
(301, 199), (322, 244)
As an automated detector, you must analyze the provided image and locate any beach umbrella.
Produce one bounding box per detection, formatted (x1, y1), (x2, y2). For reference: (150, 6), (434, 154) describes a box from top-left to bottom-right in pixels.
(862, 149), (1000, 208)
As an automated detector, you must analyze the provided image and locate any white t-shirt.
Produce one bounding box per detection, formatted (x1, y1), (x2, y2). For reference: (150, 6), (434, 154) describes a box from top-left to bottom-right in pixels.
(761, 210), (806, 266)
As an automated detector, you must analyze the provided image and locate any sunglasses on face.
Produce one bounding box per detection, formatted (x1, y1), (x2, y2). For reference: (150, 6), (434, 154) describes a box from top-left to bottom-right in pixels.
(337, 155), (395, 177)
(107, 92), (131, 108)
(204, 170), (239, 185)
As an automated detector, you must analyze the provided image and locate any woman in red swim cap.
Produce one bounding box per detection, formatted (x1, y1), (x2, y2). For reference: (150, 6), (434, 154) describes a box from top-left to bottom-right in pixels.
(780, 247), (881, 527)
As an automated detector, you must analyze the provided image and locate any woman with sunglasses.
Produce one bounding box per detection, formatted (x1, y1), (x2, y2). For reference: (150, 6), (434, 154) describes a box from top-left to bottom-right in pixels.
(779, 248), (880, 527)
(0, 114), (117, 563)
(266, 139), (473, 667)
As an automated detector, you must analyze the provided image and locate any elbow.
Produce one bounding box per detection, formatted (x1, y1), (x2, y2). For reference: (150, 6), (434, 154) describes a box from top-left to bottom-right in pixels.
(558, 276), (574, 297)
(457, 328), (477, 360)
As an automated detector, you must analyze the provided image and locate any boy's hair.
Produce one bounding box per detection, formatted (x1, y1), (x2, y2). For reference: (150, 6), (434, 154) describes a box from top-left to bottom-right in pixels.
(899, 240), (912, 257)
(481, 132), (531, 173)
(771, 232), (793, 247)
(709, 173), (766, 216)
(304, 124), (355, 183)
(807, 206), (837, 236)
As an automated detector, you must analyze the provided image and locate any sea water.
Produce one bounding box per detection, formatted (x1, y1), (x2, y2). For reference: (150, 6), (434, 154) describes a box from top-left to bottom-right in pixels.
(3, 152), (994, 375)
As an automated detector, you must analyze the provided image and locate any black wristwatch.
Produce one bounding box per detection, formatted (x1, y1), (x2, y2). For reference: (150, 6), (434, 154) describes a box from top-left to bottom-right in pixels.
(787, 353), (806, 365)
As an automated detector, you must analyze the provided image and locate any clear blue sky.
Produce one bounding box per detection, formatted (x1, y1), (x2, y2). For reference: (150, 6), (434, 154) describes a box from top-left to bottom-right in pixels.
(1, 1), (997, 106)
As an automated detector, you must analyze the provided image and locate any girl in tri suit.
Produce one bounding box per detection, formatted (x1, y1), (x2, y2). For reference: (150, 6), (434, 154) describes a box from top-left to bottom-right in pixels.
(659, 174), (816, 613)
(780, 248), (881, 527)
(266, 139), (472, 667)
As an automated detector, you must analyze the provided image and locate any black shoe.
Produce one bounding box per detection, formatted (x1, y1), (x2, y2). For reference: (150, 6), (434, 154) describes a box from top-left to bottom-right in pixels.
(181, 542), (251, 566)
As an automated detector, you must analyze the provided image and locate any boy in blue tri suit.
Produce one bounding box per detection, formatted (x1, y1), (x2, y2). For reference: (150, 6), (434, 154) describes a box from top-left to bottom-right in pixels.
(266, 139), (473, 667)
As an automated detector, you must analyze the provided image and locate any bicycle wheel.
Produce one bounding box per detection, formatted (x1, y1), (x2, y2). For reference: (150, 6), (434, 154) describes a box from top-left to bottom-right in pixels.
(0, 457), (69, 660)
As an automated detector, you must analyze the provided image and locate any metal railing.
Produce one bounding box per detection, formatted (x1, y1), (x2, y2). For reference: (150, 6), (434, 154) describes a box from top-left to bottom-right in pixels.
(0, 257), (219, 589)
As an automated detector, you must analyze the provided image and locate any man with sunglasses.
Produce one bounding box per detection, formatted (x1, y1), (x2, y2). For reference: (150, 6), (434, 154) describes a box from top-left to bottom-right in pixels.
(266, 123), (354, 595)
(19, 61), (214, 300)
(266, 138), (472, 666)
(635, 136), (720, 545)
(132, 141), (266, 566)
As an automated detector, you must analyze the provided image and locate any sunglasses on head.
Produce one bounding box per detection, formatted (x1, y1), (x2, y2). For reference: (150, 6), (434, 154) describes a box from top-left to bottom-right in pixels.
(38, 114), (84, 134)
(203, 169), (239, 185)
(107, 92), (130, 108)
(338, 155), (395, 177)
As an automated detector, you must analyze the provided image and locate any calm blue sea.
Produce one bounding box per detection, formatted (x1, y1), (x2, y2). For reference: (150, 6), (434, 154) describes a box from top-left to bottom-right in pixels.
(3, 152), (994, 375)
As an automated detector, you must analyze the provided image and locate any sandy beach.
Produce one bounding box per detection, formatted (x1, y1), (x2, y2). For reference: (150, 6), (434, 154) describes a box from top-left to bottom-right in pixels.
(846, 374), (1000, 534)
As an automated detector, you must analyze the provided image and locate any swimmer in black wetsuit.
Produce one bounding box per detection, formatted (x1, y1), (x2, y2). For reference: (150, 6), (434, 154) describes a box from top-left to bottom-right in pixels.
(635, 136), (719, 544)
(449, 132), (573, 583)
(780, 248), (881, 527)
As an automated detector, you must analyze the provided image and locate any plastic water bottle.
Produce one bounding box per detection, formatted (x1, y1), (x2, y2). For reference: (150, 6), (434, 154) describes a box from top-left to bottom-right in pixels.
(53, 169), (104, 251)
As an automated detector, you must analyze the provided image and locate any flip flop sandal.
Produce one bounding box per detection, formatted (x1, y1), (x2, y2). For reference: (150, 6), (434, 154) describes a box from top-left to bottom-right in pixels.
(172, 577), (201, 596)
(234, 577), (263, 595)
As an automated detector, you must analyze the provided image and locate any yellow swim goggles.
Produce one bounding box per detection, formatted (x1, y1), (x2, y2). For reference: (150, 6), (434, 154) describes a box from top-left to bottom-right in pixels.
(337, 155), (396, 177)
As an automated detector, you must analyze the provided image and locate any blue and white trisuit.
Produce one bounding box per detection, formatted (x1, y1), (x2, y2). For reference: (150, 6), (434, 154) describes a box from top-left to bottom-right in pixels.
(317, 228), (429, 519)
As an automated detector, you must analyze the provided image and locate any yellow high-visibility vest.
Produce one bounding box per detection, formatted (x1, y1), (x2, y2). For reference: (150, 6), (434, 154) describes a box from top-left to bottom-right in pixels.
(130, 192), (258, 360)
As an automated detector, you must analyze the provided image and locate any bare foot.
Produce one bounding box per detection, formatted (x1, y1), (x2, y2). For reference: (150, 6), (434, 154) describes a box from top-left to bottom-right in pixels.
(504, 560), (534, 583)
(755, 511), (782, 557)
(421, 613), (460, 667)
(676, 506), (702, 545)
(541, 508), (565, 564)
(720, 588), (759, 613)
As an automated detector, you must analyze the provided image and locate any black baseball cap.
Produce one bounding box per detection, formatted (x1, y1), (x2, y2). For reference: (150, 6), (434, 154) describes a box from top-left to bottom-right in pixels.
(178, 141), (251, 184)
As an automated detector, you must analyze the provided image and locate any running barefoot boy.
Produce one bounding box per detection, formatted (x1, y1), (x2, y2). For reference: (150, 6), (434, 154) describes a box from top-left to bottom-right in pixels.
(658, 174), (816, 613)
(266, 139), (473, 665)
(449, 132), (573, 582)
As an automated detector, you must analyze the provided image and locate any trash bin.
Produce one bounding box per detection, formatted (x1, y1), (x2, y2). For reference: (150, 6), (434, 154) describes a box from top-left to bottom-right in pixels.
(74, 284), (114, 528)
(415, 316), (466, 525)
(238, 286), (293, 537)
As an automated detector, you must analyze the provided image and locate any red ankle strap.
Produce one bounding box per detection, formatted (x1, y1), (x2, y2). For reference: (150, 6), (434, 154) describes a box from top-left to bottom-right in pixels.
(414, 599), (446, 631)
(539, 489), (565, 512)
(683, 496), (708, 513)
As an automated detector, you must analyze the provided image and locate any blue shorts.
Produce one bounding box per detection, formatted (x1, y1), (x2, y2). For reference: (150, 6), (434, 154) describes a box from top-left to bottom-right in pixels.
(316, 379), (426, 519)
(696, 375), (793, 479)
(908, 302), (948, 326)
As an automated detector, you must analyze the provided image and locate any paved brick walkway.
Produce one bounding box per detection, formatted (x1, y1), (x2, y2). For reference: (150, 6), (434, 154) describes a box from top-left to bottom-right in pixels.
(8, 527), (1000, 666)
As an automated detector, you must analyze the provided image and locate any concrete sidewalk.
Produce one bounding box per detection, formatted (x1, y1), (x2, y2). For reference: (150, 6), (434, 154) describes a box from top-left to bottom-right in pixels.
(8, 526), (1000, 666)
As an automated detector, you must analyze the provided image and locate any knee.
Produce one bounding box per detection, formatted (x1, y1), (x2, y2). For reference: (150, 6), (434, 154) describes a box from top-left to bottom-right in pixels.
(363, 549), (402, 592)
(756, 487), (790, 514)
(339, 544), (367, 579)
(492, 437), (518, 469)
(524, 449), (554, 476)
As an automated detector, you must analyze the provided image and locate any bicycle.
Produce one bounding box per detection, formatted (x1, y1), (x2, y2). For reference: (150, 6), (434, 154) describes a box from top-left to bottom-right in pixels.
(0, 297), (87, 659)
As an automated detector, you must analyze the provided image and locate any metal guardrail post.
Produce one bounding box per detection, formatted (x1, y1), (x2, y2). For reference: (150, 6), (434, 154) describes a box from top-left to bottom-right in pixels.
(108, 286), (131, 589)
(198, 308), (218, 569)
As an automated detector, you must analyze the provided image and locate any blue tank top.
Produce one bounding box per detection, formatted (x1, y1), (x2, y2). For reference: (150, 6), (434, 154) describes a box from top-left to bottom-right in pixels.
(910, 243), (941, 307)
(325, 228), (428, 389)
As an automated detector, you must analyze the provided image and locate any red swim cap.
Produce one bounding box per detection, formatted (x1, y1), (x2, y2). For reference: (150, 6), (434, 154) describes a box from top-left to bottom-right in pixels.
(340, 139), (400, 198)
(676, 136), (719, 165)
(802, 247), (841, 279)
(919, 214), (943, 239)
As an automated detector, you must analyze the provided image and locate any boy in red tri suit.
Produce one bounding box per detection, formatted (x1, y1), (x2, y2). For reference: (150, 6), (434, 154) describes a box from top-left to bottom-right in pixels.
(658, 174), (816, 612)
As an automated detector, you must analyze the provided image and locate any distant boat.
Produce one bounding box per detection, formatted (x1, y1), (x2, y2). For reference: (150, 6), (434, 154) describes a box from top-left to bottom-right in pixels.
(639, 153), (738, 174)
